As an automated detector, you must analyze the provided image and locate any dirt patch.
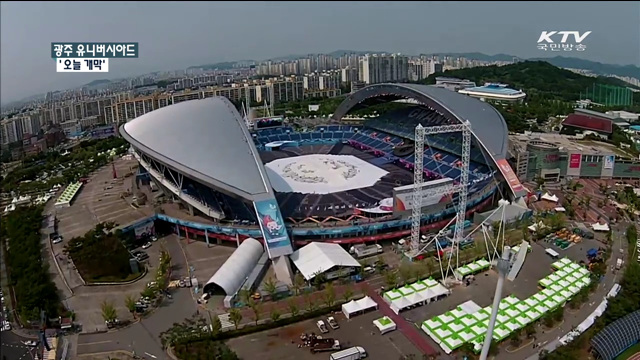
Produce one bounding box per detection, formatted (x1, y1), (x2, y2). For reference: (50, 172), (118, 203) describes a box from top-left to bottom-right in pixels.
(279, 324), (305, 341)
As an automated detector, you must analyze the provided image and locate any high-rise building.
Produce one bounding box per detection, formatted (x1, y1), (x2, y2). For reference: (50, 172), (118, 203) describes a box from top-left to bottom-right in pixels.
(358, 53), (409, 84)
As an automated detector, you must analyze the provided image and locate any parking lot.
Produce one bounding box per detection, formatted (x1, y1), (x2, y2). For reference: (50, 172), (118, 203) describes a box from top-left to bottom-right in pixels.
(55, 157), (149, 241)
(65, 238), (167, 332)
(227, 310), (422, 360)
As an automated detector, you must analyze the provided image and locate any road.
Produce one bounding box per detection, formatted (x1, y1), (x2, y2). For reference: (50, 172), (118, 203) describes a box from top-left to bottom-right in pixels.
(1, 330), (36, 360)
(75, 235), (198, 359)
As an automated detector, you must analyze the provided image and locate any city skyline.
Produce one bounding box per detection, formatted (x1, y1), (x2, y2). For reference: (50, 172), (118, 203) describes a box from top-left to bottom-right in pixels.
(1, 1), (639, 105)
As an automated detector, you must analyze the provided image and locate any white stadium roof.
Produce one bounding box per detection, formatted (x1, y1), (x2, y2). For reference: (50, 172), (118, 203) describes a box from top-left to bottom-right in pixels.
(203, 238), (264, 295)
(290, 242), (361, 281)
(120, 97), (273, 199)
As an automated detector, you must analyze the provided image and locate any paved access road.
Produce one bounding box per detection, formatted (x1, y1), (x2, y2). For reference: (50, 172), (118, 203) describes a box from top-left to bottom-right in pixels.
(1, 330), (37, 360)
(75, 235), (198, 359)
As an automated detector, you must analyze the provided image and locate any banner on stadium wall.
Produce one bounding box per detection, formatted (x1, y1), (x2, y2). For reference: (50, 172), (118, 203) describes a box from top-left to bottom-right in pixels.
(393, 178), (454, 212)
(604, 155), (615, 169)
(496, 159), (524, 193)
(569, 154), (582, 169)
(134, 219), (155, 239)
(254, 199), (291, 246)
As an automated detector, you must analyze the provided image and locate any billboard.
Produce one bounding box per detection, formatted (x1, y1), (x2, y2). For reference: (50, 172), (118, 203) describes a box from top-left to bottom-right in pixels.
(254, 199), (293, 252)
(134, 219), (155, 239)
(393, 178), (454, 212)
(604, 155), (615, 169)
(569, 153), (582, 169)
(496, 159), (524, 193)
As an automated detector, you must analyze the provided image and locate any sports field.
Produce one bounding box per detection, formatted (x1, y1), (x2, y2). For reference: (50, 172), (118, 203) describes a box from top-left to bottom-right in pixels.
(616, 342), (640, 360)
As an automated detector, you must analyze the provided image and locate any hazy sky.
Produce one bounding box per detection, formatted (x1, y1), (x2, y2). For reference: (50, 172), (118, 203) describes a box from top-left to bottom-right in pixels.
(1, 1), (639, 105)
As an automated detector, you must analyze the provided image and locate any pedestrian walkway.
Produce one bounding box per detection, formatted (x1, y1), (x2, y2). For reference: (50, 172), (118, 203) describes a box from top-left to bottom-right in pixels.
(218, 313), (234, 330)
(363, 283), (436, 356)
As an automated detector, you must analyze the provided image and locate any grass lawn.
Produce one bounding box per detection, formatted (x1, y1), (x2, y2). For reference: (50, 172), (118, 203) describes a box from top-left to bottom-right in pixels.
(616, 342), (640, 360)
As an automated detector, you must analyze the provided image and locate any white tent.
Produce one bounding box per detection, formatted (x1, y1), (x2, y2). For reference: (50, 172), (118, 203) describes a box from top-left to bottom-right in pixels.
(373, 317), (397, 335)
(541, 193), (559, 203)
(290, 242), (361, 280)
(342, 296), (378, 319)
(390, 296), (413, 314)
(459, 300), (482, 315)
(430, 283), (451, 299)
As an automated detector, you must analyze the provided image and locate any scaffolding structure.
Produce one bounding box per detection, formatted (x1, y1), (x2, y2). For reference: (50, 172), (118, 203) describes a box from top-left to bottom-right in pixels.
(408, 122), (472, 280)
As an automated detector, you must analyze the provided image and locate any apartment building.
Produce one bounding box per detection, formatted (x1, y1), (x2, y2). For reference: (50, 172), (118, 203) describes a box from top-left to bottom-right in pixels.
(358, 53), (410, 84)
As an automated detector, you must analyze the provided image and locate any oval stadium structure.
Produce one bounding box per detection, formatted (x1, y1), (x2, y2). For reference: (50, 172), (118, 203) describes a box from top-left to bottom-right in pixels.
(120, 84), (526, 262)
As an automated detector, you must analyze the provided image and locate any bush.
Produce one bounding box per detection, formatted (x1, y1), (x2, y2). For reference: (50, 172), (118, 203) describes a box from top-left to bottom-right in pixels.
(1, 206), (62, 322)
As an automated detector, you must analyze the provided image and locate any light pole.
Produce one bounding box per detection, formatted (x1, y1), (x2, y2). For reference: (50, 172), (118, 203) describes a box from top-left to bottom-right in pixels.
(479, 246), (511, 360)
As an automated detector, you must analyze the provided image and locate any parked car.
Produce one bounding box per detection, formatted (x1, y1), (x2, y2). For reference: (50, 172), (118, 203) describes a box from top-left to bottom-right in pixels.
(142, 242), (152, 249)
(327, 316), (340, 329)
(132, 251), (149, 261)
(316, 320), (329, 333)
(151, 235), (158, 242)
(52, 236), (63, 244)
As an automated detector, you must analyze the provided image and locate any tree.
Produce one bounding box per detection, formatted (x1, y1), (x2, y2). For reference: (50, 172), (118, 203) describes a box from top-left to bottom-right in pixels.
(210, 314), (222, 336)
(124, 295), (137, 316)
(374, 259), (387, 273)
(270, 309), (281, 323)
(343, 288), (354, 302)
(524, 323), (536, 338)
(287, 299), (299, 317)
(304, 293), (317, 312)
(489, 339), (499, 356)
(398, 263), (415, 283)
(384, 270), (398, 289)
(100, 300), (117, 323)
(263, 276), (278, 300)
(292, 272), (306, 295)
(229, 308), (242, 330)
(509, 329), (522, 347)
(542, 313), (555, 328)
(323, 282), (336, 307)
(552, 308), (564, 323)
(249, 299), (261, 325)
(312, 271), (326, 290)
(238, 289), (251, 305)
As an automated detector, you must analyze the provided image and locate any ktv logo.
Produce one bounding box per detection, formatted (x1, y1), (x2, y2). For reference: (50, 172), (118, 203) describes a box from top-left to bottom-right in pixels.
(537, 31), (592, 52)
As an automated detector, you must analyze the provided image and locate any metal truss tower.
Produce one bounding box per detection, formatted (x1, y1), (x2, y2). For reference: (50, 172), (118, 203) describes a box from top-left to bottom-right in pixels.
(410, 121), (472, 278)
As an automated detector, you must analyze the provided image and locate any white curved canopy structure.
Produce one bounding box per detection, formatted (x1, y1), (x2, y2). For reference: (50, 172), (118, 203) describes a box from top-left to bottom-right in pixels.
(203, 238), (264, 295)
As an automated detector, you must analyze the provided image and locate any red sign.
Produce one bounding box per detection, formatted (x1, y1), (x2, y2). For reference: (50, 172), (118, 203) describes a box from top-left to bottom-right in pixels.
(569, 153), (582, 169)
(496, 159), (524, 193)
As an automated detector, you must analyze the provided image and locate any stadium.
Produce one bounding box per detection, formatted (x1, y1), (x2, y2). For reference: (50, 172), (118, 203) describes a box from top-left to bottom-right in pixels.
(119, 83), (526, 267)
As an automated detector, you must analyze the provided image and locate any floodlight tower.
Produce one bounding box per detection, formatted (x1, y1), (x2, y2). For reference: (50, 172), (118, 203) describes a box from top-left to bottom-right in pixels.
(479, 246), (511, 360)
(409, 121), (472, 279)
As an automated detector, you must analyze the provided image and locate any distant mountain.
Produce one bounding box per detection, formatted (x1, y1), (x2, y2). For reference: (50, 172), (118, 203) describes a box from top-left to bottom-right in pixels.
(530, 56), (639, 79)
(84, 79), (112, 87)
(421, 61), (640, 98)
(430, 52), (516, 62)
(267, 50), (382, 62)
(188, 61), (251, 71)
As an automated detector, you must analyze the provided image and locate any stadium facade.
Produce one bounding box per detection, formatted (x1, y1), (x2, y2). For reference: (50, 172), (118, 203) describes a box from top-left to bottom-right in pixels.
(120, 84), (527, 272)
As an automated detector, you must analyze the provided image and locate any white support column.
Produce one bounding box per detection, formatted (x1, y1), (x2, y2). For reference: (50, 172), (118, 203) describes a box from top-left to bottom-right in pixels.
(452, 122), (472, 277)
(410, 124), (425, 255)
